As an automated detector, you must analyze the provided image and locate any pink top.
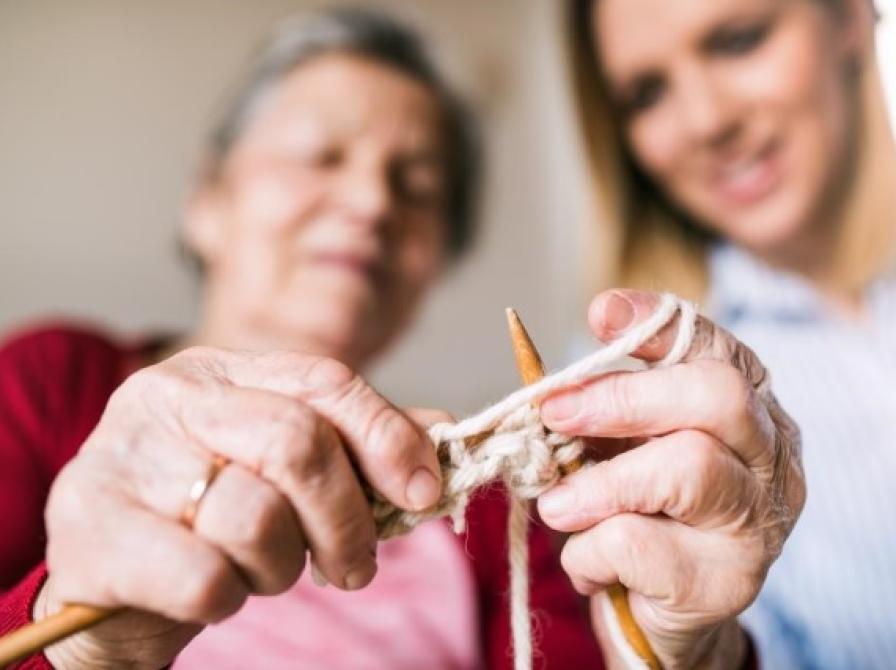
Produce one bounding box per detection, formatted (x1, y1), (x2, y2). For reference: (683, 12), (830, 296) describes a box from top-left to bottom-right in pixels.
(174, 520), (481, 669)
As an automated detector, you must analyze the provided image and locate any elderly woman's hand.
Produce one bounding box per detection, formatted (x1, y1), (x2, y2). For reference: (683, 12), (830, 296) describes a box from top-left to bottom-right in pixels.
(35, 347), (442, 670)
(537, 290), (805, 670)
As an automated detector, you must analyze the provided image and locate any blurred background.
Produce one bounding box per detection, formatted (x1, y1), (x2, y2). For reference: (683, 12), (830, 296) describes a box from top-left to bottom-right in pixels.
(0, 1), (894, 415)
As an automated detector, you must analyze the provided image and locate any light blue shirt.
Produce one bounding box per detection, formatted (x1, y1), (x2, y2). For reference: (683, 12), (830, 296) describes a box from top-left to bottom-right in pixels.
(707, 245), (896, 669)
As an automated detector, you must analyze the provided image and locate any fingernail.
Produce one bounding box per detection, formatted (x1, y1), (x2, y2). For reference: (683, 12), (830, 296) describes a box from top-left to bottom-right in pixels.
(602, 292), (635, 335)
(542, 391), (582, 424)
(539, 484), (576, 518)
(344, 561), (377, 591)
(406, 467), (441, 511)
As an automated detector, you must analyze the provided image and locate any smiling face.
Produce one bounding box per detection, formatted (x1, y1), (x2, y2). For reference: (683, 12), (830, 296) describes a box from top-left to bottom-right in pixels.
(594, 0), (859, 259)
(186, 53), (449, 365)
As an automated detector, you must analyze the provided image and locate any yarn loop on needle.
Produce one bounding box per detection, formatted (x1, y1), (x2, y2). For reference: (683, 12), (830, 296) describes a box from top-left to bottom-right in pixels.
(371, 293), (697, 670)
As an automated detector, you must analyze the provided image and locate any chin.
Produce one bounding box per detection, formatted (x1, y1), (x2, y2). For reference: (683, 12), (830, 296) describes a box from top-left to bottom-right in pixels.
(708, 190), (818, 258)
(278, 296), (392, 367)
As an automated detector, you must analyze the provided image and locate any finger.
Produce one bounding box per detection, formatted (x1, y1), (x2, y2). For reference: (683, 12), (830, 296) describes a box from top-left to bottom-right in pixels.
(173, 349), (442, 512)
(538, 430), (760, 532)
(561, 514), (761, 621)
(541, 360), (776, 471)
(108, 384), (377, 592)
(560, 514), (687, 600)
(192, 463), (306, 595)
(46, 471), (248, 624)
(404, 407), (456, 428)
(587, 290), (768, 389)
(581, 436), (647, 463)
(176, 387), (378, 590)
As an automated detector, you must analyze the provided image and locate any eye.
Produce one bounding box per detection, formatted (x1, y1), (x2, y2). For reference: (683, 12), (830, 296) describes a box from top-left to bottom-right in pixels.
(707, 21), (770, 56)
(618, 73), (666, 117)
(308, 146), (344, 169)
(287, 141), (344, 170)
(393, 159), (445, 209)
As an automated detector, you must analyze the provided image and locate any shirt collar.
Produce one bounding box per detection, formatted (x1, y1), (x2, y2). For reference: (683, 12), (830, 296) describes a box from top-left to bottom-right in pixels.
(706, 243), (828, 325)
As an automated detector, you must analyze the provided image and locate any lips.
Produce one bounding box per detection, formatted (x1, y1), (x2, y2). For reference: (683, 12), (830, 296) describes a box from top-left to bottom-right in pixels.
(309, 251), (385, 285)
(710, 140), (783, 207)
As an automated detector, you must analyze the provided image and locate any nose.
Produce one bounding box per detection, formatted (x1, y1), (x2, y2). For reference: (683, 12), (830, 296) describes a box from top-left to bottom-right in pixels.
(337, 157), (393, 226)
(673, 62), (740, 146)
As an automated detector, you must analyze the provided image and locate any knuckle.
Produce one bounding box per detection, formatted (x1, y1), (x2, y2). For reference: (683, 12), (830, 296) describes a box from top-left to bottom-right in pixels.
(603, 373), (641, 427)
(559, 539), (578, 574)
(601, 515), (647, 568)
(679, 433), (720, 483)
(569, 575), (600, 597)
(179, 554), (243, 622)
(729, 340), (764, 385)
(115, 355), (214, 407)
(364, 405), (421, 469)
(672, 433), (722, 519)
(45, 463), (100, 532)
(300, 355), (356, 394)
(275, 552), (306, 594)
(559, 542), (591, 593)
(231, 484), (286, 550)
(685, 315), (717, 359)
(263, 555), (304, 596)
(270, 412), (339, 490)
(790, 466), (807, 515)
(334, 509), (377, 555)
(697, 359), (755, 424)
(319, 511), (378, 576)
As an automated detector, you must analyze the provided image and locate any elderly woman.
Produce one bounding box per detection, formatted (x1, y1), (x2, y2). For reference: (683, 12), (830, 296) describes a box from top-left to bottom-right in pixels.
(566, 0), (896, 667)
(0, 7), (802, 670)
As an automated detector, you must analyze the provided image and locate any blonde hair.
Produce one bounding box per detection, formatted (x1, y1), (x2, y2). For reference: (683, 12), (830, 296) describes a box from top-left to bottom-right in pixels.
(566, 0), (896, 302)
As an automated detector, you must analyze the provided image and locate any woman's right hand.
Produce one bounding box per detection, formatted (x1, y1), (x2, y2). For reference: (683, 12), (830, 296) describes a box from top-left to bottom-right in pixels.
(36, 347), (443, 670)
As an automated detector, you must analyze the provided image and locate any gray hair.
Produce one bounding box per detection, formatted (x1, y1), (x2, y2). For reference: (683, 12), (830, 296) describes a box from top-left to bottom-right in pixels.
(206, 7), (481, 257)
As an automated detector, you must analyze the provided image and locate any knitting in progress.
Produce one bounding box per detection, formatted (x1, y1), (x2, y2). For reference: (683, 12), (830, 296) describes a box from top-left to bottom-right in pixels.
(372, 294), (697, 670)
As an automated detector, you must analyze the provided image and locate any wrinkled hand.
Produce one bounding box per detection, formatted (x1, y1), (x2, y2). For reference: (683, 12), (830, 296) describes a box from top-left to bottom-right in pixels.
(537, 290), (805, 670)
(37, 348), (442, 670)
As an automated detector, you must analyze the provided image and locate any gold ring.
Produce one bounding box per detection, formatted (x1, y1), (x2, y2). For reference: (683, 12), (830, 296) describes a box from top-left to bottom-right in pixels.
(180, 454), (229, 529)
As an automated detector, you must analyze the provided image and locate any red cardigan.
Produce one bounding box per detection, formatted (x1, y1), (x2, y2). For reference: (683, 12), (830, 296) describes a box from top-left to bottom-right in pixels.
(0, 324), (605, 670)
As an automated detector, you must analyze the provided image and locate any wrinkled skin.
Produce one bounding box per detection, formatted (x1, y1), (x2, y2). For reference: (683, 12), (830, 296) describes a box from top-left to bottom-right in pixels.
(538, 290), (805, 669)
(39, 349), (446, 669)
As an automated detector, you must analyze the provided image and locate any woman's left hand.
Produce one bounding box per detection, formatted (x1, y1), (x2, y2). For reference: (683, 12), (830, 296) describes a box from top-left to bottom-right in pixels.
(537, 289), (805, 670)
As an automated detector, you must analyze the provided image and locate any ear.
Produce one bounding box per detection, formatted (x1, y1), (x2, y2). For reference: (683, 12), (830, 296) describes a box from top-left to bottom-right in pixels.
(183, 176), (228, 267)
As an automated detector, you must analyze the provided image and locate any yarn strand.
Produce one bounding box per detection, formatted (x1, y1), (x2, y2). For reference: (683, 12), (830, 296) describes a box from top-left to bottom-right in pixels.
(372, 294), (697, 670)
(508, 493), (532, 670)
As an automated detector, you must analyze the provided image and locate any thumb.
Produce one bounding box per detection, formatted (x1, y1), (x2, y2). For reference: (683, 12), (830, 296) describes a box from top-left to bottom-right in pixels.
(588, 289), (768, 389)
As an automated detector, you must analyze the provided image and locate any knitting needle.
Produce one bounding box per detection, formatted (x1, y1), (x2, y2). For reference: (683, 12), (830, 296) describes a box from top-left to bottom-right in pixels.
(0, 602), (117, 666)
(504, 308), (662, 670)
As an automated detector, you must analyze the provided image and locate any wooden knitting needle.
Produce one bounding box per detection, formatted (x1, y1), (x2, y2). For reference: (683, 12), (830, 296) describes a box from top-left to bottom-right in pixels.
(505, 308), (662, 670)
(0, 602), (117, 666)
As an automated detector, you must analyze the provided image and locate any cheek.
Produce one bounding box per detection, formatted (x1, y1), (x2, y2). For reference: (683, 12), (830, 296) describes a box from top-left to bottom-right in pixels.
(730, 15), (839, 126)
(402, 221), (444, 283)
(390, 219), (445, 306)
(211, 166), (328, 316)
(230, 163), (325, 235)
(628, 112), (683, 179)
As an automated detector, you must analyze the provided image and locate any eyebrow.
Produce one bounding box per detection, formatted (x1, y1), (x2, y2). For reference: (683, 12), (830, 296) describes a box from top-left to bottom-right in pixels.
(604, 1), (779, 94)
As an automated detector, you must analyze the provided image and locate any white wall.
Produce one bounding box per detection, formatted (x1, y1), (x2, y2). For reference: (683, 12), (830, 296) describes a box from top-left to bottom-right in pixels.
(0, 1), (590, 415)
(5, 2), (890, 416)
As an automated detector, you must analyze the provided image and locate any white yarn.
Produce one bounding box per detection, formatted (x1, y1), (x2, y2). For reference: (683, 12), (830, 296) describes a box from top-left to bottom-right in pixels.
(508, 493), (532, 670)
(373, 294), (697, 670)
(600, 591), (650, 670)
